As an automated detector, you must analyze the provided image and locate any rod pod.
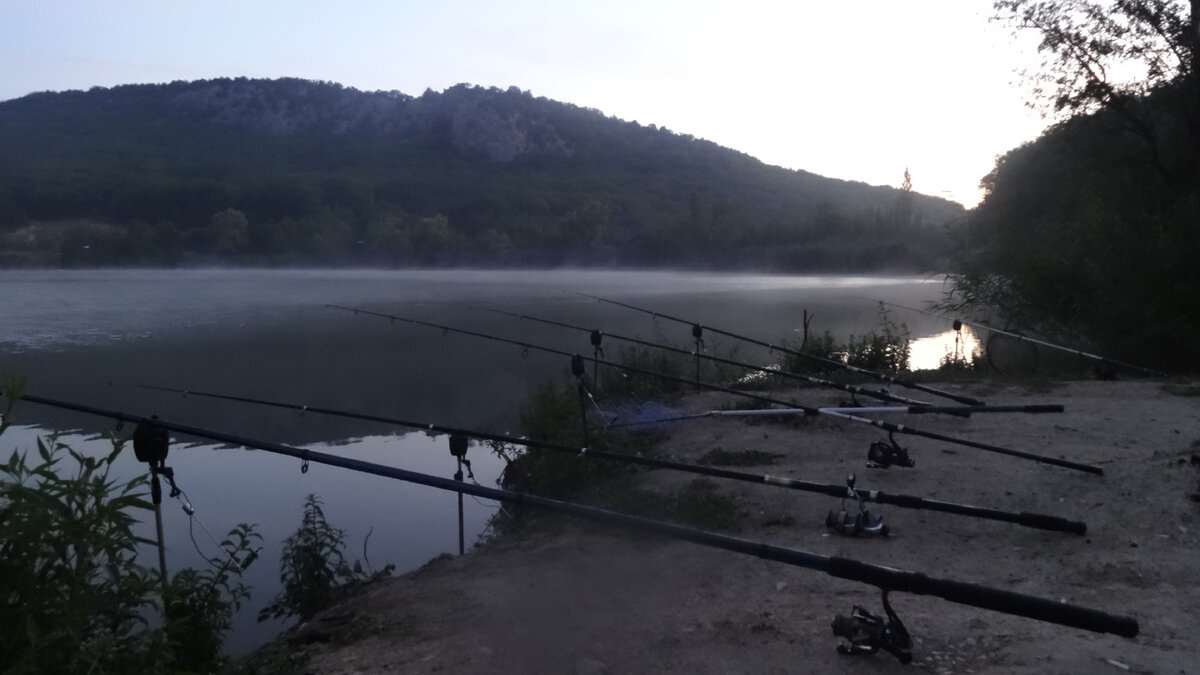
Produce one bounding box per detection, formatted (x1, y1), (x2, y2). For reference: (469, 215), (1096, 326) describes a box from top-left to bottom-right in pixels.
(589, 329), (603, 387)
(116, 384), (1091, 535)
(482, 306), (945, 410)
(328, 305), (1103, 475)
(19, 393), (1140, 645)
(133, 419), (171, 588)
(569, 291), (988, 406)
(449, 434), (470, 555)
(826, 474), (888, 537)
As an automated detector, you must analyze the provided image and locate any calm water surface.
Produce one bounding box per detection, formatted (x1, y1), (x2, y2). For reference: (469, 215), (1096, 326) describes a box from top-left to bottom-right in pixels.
(0, 268), (968, 652)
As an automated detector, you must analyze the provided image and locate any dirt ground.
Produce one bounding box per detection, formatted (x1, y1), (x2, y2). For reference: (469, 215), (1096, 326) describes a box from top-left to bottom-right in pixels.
(258, 379), (1200, 674)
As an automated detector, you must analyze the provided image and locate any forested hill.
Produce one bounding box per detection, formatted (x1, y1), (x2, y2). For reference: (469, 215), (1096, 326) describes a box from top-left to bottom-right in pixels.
(0, 78), (964, 269)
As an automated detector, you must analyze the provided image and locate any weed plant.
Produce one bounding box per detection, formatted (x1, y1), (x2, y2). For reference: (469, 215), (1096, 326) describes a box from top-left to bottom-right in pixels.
(844, 311), (911, 374)
(259, 494), (392, 624)
(696, 448), (783, 466)
(781, 313), (911, 376)
(500, 376), (635, 499)
(0, 381), (259, 673)
(605, 479), (741, 531)
(934, 347), (987, 376)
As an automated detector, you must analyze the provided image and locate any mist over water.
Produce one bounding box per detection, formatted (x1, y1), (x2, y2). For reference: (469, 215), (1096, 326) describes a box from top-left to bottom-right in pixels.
(0, 268), (959, 652)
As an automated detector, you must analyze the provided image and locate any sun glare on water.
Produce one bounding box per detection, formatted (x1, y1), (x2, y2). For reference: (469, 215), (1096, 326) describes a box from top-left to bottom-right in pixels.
(908, 326), (982, 371)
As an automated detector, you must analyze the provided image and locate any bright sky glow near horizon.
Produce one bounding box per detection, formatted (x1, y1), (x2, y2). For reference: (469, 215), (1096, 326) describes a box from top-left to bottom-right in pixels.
(0, 0), (1052, 207)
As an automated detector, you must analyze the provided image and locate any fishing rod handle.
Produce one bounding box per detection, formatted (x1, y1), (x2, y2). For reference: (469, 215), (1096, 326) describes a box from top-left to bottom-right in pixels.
(907, 404), (1066, 415)
(876, 493), (1087, 535)
(826, 557), (1138, 637)
(1009, 404), (1065, 414)
(1017, 512), (1088, 535)
(870, 419), (1105, 476)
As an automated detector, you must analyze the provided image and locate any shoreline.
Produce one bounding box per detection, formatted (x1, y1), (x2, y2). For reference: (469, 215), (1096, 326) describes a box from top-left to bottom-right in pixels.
(239, 378), (1200, 674)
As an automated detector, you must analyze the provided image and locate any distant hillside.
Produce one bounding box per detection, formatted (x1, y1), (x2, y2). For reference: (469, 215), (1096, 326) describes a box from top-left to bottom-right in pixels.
(0, 78), (965, 269)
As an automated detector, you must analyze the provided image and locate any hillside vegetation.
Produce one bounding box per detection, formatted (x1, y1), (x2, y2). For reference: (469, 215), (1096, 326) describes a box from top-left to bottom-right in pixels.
(0, 78), (963, 269)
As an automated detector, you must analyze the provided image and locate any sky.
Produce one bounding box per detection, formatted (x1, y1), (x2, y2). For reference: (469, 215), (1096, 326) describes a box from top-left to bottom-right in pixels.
(0, 0), (1052, 207)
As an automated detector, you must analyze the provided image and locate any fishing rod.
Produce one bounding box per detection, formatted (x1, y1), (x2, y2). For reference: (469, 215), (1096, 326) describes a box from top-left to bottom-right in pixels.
(864, 298), (1168, 378)
(482, 307), (952, 412)
(568, 291), (987, 406)
(611, 403), (1065, 427)
(119, 383), (1087, 535)
(16, 392), (1138, 663)
(327, 304), (1104, 475)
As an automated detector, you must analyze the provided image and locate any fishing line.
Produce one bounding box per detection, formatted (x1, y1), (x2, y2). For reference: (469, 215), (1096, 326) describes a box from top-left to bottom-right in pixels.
(175, 486), (249, 570)
(325, 305), (1102, 475)
(16, 392), (1140, 654)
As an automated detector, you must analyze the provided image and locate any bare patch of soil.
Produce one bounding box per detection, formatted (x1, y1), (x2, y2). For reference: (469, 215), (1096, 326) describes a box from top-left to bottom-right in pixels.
(252, 380), (1200, 674)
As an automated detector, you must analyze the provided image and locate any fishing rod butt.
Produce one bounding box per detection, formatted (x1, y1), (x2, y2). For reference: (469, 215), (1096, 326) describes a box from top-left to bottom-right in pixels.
(1023, 404), (1066, 414)
(826, 557), (1139, 638)
(1017, 512), (1088, 535)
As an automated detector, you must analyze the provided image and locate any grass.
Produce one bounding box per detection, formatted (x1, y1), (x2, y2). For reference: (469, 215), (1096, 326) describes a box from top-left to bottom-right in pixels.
(604, 479), (742, 531)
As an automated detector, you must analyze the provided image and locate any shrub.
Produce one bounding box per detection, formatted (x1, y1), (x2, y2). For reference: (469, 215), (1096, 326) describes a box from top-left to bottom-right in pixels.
(259, 494), (389, 624)
(162, 523), (260, 672)
(781, 330), (842, 375)
(844, 312), (911, 374)
(0, 428), (258, 673)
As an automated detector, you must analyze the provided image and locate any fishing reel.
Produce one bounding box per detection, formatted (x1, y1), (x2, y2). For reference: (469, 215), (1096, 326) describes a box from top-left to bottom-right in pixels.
(866, 431), (914, 468)
(832, 590), (913, 663)
(826, 474), (888, 537)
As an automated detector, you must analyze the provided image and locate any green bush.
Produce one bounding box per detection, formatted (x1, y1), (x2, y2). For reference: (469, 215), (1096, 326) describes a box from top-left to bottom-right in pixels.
(0, 429), (258, 674)
(162, 523), (260, 672)
(844, 312), (910, 374)
(500, 381), (629, 498)
(259, 494), (390, 624)
(781, 330), (842, 375)
(596, 345), (692, 398)
(781, 313), (911, 376)
(935, 347), (986, 375)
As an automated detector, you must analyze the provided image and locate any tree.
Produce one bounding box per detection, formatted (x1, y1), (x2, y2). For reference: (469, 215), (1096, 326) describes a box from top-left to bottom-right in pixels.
(994, 0), (1200, 179)
(209, 208), (250, 254)
(995, 0), (1196, 112)
(892, 167), (915, 232)
(942, 1), (1200, 371)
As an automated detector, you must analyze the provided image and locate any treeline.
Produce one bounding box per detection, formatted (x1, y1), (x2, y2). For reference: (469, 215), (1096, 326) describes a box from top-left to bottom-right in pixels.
(948, 1), (1200, 371)
(0, 79), (963, 270)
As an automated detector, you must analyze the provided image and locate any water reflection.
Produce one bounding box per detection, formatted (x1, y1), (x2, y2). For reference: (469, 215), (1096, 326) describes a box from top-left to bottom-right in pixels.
(908, 326), (982, 371)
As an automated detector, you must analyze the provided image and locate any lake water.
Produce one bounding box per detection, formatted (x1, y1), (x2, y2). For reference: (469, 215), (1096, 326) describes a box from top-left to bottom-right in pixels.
(0, 268), (970, 652)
